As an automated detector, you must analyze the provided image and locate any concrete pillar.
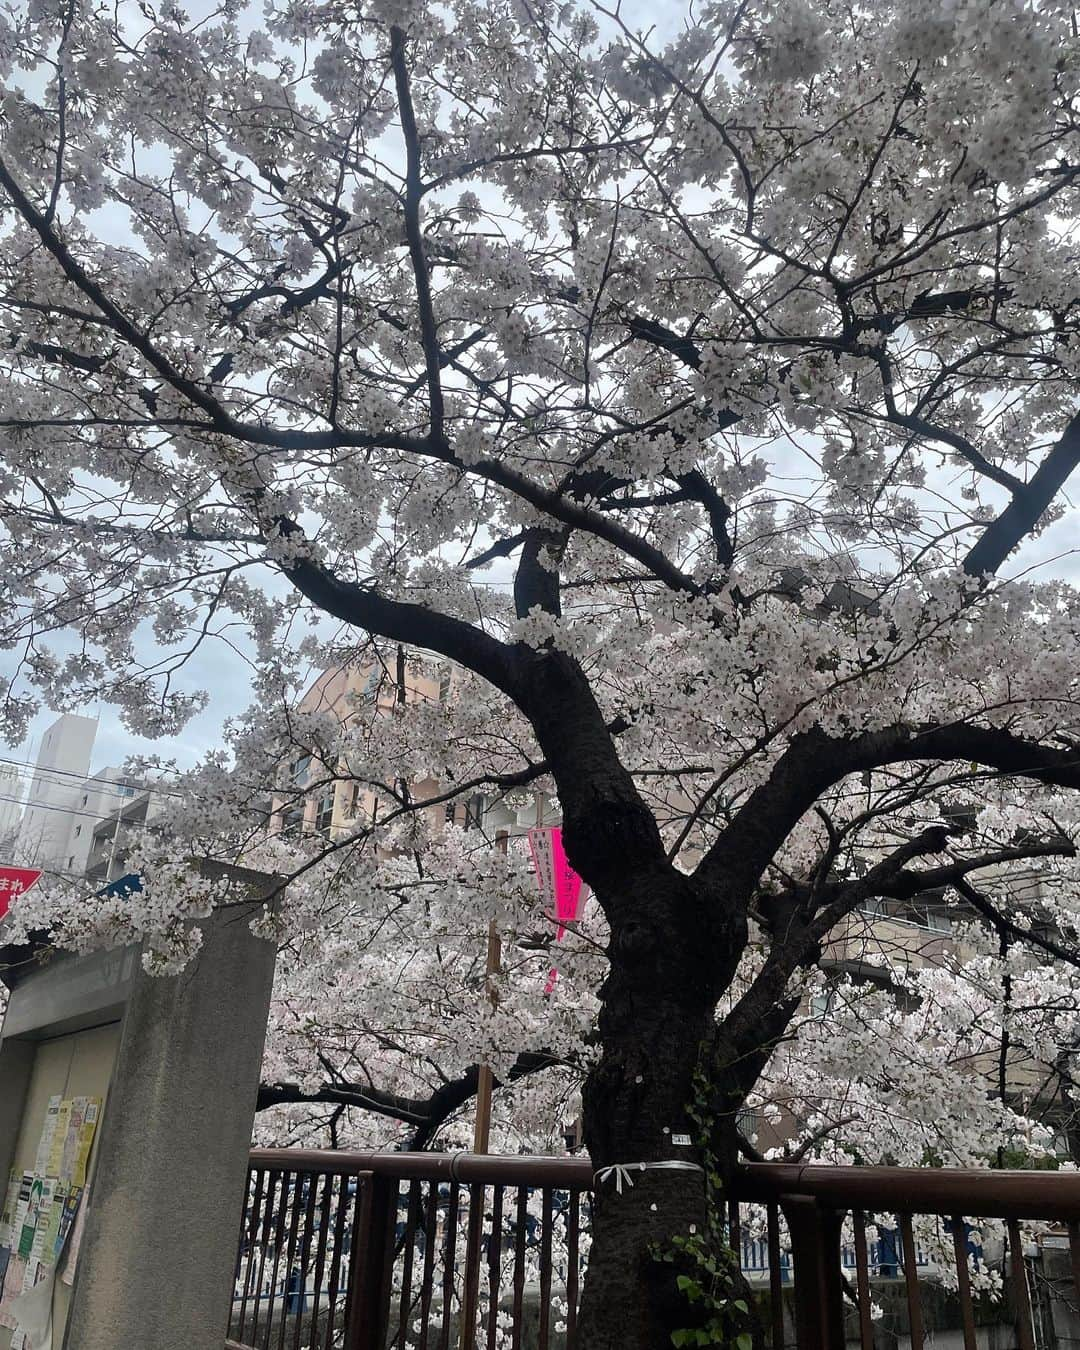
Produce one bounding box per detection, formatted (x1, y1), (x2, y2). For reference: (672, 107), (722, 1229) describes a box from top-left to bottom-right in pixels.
(63, 878), (277, 1350)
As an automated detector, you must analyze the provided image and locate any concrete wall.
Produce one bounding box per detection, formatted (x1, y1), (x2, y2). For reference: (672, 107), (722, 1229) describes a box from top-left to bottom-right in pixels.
(0, 945), (137, 1041)
(0, 1040), (34, 1198)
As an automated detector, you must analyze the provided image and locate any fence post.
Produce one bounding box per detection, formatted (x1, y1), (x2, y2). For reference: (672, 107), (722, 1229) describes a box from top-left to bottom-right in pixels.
(780, 1194), (845, 1350)
(460, 1187), (487, 1350)
(345, 1170), (397, 1350)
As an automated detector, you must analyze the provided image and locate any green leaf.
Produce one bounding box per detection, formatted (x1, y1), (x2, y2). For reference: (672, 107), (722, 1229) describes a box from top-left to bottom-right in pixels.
(670, 1330), (691, 1347)
(737, 1333), (753, 1350)
(733, 1300), (749, 1314)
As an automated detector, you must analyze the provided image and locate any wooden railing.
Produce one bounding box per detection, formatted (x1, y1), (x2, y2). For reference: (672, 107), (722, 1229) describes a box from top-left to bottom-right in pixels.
(227, 1148), (1080, 1350)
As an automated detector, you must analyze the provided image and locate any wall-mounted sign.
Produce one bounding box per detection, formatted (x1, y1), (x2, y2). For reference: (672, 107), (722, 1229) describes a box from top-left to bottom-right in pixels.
(0, 868), (43, 922)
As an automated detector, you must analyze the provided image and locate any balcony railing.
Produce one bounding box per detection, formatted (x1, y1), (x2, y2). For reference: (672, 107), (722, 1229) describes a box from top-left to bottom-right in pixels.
(226, 1149), (1080, 1350)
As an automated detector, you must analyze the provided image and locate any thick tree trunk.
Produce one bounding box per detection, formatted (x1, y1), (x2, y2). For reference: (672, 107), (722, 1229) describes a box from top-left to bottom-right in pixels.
(573, 971), (803, 1348)
(572, 868), (750, 1350)
(576, 988), (714, 1350)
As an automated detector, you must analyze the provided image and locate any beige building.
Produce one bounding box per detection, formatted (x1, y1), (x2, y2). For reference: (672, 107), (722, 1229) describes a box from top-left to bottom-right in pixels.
(269, 658), (445, 843)
(269, 655), (552, 846)
(820, 864), (1073, 1149)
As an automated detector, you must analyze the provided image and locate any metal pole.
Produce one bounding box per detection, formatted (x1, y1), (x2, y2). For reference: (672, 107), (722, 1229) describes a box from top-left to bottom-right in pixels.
(472, 920), (502, 1154)
(105, 797), (123, 881)
(473, 829), (507, 1154)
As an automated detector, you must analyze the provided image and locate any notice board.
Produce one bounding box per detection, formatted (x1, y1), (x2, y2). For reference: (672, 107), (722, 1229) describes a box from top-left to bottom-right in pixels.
(0, 1024), (119, 1350)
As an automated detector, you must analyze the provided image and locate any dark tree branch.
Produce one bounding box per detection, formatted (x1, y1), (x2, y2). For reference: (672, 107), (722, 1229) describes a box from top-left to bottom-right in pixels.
(952, 876), (1080, 971)
(724, 828), (954, 1052)
(809, 838), (1075, 941)
(673, 469), (735, 570)
(699, 722), (1080, 903)
(256, 1081), (429, 1126)
(625, 314), (703, 370)
(390, 24), (445, 436)
(464, 531), (529, 570)
(626, 303), (1080, 582)
(256, 1050), (560, 1150)
(514, 528), (566, 619)
(0, 154), (702, 598)
(883, 410), (1025, 495)
(723, 832), (1073, 1067)
(278, 532), (522, 701)
(5, 333), (110, 375)
(964, 412), (1080, 577)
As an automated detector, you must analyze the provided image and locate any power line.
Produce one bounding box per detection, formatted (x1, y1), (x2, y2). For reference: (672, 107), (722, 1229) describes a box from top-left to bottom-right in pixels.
(0, 751), (177, 793)
(0, 775), (142, 812)
(1, 788), (161, 824)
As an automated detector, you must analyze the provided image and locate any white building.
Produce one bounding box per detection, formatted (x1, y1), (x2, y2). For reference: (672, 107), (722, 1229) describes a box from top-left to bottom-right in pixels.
(0, 762), (24, 844)
(17, 714), (97, 870)
(65, 766), (141, 876)
(15, 714), (140, 876)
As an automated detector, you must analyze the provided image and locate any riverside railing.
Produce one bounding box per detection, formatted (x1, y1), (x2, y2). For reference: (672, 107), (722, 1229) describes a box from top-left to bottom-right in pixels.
(226, 1149), (1080, 1350)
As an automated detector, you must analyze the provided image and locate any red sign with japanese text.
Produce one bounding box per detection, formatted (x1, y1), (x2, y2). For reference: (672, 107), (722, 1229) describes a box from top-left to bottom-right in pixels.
(0, 866), (43, 921)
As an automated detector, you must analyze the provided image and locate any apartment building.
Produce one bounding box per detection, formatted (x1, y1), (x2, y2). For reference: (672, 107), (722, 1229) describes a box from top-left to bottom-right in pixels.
(269, 655), (562, 851)
(83, 784), (170, 887)
(14, 714), (138, 876)
(270, 658), (444, 842)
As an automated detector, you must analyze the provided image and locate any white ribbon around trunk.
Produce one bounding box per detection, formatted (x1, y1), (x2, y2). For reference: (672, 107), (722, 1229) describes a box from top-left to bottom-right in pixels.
(593, 1160), (704, 1195)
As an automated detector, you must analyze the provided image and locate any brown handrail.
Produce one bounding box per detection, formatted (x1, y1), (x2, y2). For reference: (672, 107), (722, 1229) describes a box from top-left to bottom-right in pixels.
(733, 1161), (1080, 1220)
(249, 1148), (1080, 1218)
(247, 1147), (594, 1188)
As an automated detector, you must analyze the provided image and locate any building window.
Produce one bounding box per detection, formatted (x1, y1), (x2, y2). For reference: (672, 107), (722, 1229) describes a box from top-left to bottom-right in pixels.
(289, 755), (311, 785)
(118, 785), (135, 798)
(862, 894), (951, 932)
(315, 791), (335, 836)
(905, 896), (951, 932)
(81, 794), (88, 807)
(810, 989), (833, 1018)
(445, 802), (457, 825)
(67, 856), (74, 869)
(74, 825), (81, 837)
(280, 806), (304, 838)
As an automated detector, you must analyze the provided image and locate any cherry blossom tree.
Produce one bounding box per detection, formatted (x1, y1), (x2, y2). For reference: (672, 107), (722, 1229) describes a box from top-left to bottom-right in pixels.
(4, 0), (1080, 1343)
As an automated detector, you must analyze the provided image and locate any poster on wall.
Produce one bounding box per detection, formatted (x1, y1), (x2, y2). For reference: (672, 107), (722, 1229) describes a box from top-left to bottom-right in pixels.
(32, 1102), (59, 1179)
(2, 1095), (101, 1349)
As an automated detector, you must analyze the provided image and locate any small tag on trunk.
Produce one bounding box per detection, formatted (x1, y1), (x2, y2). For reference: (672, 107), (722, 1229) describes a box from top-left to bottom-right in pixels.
(671, 1133), (692, 1146)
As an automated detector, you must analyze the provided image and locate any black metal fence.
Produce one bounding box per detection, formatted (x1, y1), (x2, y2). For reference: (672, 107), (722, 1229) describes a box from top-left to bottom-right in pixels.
(227, 1150), (1080, 1350)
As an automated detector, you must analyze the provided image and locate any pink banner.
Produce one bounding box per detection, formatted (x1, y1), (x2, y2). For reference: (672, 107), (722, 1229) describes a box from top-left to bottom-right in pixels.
(527, 827), (587, 993)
